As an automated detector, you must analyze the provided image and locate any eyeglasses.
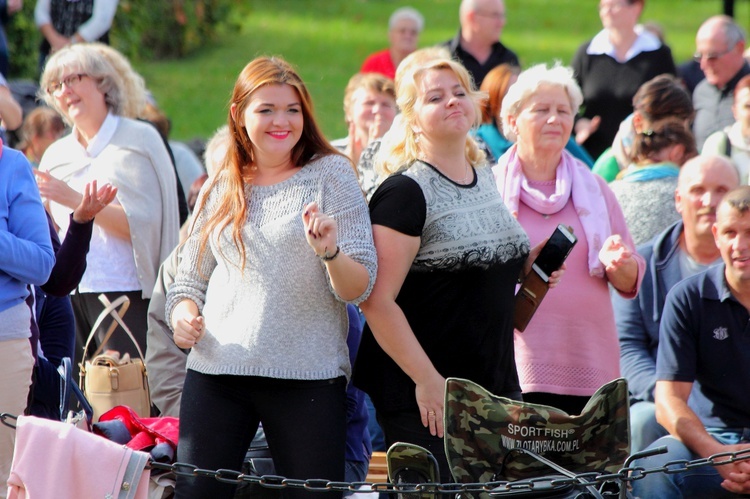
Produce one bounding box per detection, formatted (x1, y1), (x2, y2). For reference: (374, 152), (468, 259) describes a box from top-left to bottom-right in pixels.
(393, 27), (419, 36)
(693, 45), (736, 63)
(475, 10), (506, 21)
(47, 73), (88, 95)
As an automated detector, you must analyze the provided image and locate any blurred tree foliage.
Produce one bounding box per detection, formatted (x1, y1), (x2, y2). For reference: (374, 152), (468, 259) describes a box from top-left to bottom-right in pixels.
(5, 0), (235, 80)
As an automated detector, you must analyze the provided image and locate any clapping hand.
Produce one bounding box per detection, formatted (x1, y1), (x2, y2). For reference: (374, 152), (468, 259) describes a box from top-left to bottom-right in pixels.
(72, 180), (118, 223)
(368, 113), (390, 143)
(35, 169), (81, 209)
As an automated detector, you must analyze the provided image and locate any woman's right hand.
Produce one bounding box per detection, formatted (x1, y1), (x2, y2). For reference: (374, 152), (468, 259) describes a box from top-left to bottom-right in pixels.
(171, 299), (205, 349)
(415, 370), (447, 438)
(368, 113), (390, 143)
(35, 169), (82, 209)
(574, 116), (601, 145)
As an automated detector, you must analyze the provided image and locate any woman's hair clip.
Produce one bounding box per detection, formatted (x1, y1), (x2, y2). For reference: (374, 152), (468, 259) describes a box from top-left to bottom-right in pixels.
(640, 129), (654, 137)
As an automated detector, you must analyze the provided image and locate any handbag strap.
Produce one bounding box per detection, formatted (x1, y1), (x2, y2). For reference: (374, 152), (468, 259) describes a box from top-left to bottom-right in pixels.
(58, 357), (94, 424)
(81, 294), (147, 365)
(59, 357), (72, 421)
(81, 294), (129, 361)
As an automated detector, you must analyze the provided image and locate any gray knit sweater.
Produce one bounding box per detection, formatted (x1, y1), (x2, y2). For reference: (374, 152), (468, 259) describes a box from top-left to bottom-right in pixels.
(609, 176), (680, 247)
(166, 154), (377, 380)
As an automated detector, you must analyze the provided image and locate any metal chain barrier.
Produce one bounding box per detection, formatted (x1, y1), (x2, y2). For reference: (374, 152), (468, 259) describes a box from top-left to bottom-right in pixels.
(145, 447), (750, 494)
(4, 412), (750, 494)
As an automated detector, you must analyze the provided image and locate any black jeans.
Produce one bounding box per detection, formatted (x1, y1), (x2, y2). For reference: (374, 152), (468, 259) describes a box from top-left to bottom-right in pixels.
(377, 410), (452, 484)
(378, 390), (523, 485)
(175, 370), (347, 499)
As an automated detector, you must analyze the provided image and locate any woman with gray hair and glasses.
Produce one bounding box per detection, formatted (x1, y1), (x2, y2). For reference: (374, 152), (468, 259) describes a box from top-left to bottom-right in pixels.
(36, 43), (179, 363)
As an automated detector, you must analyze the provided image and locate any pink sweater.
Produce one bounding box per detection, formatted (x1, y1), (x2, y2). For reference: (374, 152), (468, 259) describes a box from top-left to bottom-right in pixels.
(7, 416), (150, 499)
(514, 177), (645, 397)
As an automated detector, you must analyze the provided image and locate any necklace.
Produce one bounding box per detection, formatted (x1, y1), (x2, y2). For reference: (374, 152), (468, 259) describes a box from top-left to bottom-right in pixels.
(459, 161), (471, 184)
(420, 155), (472, 185)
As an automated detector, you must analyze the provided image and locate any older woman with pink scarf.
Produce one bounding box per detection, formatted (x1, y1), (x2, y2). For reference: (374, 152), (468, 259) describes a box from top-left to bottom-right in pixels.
(493, 63), (645, 416)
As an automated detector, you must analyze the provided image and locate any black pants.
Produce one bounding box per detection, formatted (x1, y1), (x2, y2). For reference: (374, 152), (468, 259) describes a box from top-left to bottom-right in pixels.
(378, 389), (523, 485)
(175, 370), (347, 499)
(378, 410), (453, 484)
(71, 290), (150, 372)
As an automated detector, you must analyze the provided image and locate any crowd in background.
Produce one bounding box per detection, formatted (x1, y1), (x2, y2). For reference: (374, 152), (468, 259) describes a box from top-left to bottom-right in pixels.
(2, 0), (750, 498)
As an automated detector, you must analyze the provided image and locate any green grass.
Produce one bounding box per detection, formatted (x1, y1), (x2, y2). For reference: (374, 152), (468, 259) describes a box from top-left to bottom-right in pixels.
(133, 0), (750, 142)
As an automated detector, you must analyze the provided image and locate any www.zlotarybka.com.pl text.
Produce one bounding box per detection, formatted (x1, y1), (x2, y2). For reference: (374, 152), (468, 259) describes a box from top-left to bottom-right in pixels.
(502, 426), (580, 453)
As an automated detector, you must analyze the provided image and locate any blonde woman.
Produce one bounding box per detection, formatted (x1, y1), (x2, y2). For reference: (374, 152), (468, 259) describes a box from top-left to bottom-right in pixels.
(354, 55), (551, 482)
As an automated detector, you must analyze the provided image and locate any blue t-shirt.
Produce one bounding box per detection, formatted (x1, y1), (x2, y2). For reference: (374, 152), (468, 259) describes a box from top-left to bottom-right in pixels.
(657, 264), (750, 429)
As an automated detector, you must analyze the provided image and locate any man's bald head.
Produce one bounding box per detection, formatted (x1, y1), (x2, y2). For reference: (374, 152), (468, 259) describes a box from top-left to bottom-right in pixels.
(677, 155), (740, 243)
(460, 0), (506, 44)
(695, 15), (746, 88)
(678, 154), (739, 190)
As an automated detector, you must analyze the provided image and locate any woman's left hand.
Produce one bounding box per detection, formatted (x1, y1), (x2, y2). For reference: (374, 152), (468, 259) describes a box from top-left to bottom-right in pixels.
(598, 234), (634, 271)
(35, 170), (82, 209)
(72, 180), (118, 223)
(416, 370), (447, 438)
(522, 239), (566, 288)
(523, 238), (547, 276)
(547, 264), (566, 288)
(302, 202), (339, 259)
(599, 234), (640, 294)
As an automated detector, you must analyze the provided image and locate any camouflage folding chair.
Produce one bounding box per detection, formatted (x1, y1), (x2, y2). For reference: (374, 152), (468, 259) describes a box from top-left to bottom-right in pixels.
(443, 378), (631, 498)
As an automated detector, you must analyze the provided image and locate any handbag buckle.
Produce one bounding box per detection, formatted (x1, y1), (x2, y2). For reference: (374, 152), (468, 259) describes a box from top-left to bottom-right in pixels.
(109, 368), (120, 391)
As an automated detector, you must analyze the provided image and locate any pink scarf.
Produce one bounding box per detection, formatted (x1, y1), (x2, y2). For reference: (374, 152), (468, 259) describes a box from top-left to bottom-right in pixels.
(493, 145), (611, 277)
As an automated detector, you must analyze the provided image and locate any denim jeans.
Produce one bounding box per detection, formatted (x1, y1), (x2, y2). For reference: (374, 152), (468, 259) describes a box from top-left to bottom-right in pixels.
(629, 401), (668, 453)
(365, 394), (386, 452)
(631, 429), (750, 498)
(343, 460), (368, 496)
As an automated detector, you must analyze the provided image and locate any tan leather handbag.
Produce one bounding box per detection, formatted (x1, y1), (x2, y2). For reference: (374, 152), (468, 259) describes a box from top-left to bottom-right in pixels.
(79, 294), (151, 422)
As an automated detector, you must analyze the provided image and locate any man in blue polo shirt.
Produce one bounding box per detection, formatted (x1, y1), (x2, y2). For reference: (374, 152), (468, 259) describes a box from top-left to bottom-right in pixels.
(632, 185), (750, 498)
(614, 155), (739, 455)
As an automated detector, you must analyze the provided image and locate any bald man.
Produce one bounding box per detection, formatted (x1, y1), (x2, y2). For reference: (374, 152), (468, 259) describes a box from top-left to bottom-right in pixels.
(693, 15), (750, 148)
(441, 0), (519, 88)
(613, 155), (740, 453)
